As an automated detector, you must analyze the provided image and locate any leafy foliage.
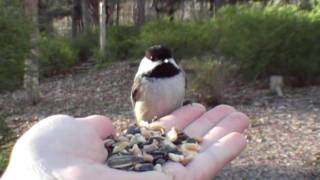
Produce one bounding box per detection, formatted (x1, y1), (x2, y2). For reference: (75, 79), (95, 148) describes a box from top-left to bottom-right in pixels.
(1, 2), (320, 92)
(72, 29), (99, 62)
(216, 4), (320, 84)
(107, 26), (140, 60)
(0, 148), (10, 175)
(184, 58), (238, 106)
(39, 35), (78, 77)
(0, 113), (13, 174)
(0, 2), (31, 91)
(140, 19), (218, 58)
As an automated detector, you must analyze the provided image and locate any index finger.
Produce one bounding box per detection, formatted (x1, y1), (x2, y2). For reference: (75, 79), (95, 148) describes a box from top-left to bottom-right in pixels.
(152, 103), (206, 131)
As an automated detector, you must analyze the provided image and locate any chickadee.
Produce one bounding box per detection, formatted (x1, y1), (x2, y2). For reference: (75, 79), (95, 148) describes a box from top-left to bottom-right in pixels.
(131, 45), (185, 123)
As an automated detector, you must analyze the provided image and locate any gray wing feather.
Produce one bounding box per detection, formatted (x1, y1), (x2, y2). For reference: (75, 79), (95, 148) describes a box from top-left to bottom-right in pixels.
(182, 69), (187, 89)
(131, 77), (142, 106)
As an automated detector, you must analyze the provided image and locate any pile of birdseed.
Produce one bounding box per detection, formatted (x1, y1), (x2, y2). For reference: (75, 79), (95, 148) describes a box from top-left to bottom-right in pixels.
(104, 124), (202, 172)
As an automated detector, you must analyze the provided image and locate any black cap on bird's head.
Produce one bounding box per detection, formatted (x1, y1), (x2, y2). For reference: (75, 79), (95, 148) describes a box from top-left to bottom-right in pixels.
(137, 45), (180, 78)
(145, 45), (173, 62)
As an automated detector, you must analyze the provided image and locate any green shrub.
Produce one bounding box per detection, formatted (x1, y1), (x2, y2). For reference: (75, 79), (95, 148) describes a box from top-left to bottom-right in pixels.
(39, 35), (78, 77)
(0, 149), (9, 175)
(107, 26), (140, 60)
(0, 3), (31, 92)
(140, 20), (218, 59)
(184, 58), (238, 106)
(216, 4), (320, 83)
(72, 29), (99, 62)
(0, 113), (13, 174)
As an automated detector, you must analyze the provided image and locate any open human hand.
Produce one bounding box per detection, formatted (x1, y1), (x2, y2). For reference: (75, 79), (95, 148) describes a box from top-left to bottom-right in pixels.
(1, 104), (249, 180)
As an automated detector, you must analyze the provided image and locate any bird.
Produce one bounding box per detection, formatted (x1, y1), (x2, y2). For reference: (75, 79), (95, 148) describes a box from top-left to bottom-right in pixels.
(131, 45), (186, 124)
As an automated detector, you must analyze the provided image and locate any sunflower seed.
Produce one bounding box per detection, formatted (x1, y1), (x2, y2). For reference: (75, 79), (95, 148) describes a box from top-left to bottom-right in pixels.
(149, 124), (166, 135)
(104, 139), (116, 154)
(143, 152), (154, 162)
(130, 144), (142, 157)
(154, 164), (162, 172)
(181, 151), (197, 165)
(160, 145), (180, 154)
(125, 126), (141, 135)
(140, 127), (152, 138)
(161, 139), (177, 149)
(134, 163), (154, 172)
(117, 136), (129, 142)
(104, 139), (116, 148)
(129, 134), (147, 146)
(143, 140), (159, 152)
(166, 127), (178, 142)
(113, 141), (129, 153)
(168, 153), (184, 162)
(184, 138), (197, 144)
(155, 158), (166, 165)
(138, 121), (150, 127)
(107, 154), (144, 169)
(180, 143), (201, 152)
(149, 150), (167, 160)
(104, 124), (200, 172)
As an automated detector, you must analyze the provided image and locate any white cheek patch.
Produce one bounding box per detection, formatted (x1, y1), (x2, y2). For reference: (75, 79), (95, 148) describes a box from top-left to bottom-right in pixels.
(168, 58), (179, 69)
(135, 57), (180, 78)
(135, 57), (161, 77)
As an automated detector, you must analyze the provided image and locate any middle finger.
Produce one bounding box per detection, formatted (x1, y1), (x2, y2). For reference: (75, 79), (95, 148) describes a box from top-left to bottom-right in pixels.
(184, 105), (236, 137)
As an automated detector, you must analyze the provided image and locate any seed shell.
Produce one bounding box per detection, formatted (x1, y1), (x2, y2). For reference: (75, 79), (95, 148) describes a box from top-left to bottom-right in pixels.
(166, 127), (178, 142)
(134, 163), (154, 172)
(112, 141), (130, 153)
(105, 124), (200, 172)
(154, 164), (162, 172)
(168, 153), (184, 162)
(107, 155), (144, 169)
(125, 126), (141, 135)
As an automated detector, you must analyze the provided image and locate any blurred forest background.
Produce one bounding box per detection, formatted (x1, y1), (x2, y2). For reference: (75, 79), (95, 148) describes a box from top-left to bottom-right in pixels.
(0, 0), (320, 179)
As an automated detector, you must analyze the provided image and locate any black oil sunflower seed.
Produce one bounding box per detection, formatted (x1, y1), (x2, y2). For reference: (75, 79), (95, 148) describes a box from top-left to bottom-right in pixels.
(185, 138), (197, 143)
(125, 126), (141, 135)
(154, 158), (166, 165)
(104, 124), (200, 172)
(134, 163), (154, 172)
(107, 155), (144, 169)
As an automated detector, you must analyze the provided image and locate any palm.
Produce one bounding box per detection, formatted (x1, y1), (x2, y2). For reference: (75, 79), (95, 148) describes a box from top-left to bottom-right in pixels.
(157, 104), (249, 180)
(2, 104), (248, 180)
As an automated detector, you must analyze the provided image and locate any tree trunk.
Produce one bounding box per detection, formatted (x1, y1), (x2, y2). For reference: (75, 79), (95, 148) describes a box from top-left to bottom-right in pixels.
(135, 0), (145, 27)
(72, 0), (81, 37)
(209, 0), (214, 16)
(180, 0), (185, 21)
(100, 0), (107, 61)
(116, 0), (120, 26)
(81, 0), (90, 31)
(38, 0), (53, 33)
(210, 0), (224, 16)
(24, 0), (40, 105)
(153, 0), (162, 19)
(299, 0), (312, 10)
(199, 0), (205, 17)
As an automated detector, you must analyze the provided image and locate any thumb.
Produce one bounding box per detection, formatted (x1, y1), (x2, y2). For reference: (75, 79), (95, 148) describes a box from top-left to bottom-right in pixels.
(77, 115), (115, 139)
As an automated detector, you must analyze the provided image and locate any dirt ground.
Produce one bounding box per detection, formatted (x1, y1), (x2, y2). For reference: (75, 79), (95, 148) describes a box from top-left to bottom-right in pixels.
(0, 62), (319, 179)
